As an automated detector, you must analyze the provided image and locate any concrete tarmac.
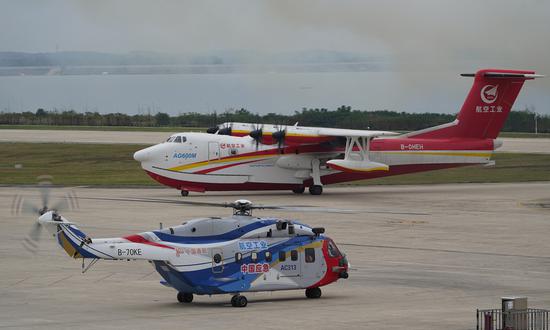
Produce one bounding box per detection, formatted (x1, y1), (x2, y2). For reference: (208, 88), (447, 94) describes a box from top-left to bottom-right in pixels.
(1, 129), (549, 153)
(1, 183), (550, 329)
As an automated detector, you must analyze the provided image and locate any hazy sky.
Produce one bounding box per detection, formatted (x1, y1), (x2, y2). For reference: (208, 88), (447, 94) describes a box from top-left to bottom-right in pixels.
(1, 0), (548, 69)
(0, 0), (549, 114)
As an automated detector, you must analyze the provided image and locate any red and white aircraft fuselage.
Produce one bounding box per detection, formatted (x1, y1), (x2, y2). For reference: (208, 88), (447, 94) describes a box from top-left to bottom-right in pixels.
(134, 69), (542, 195)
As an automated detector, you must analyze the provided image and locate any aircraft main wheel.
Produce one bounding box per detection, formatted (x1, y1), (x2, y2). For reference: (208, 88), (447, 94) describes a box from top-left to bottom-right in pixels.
(231, 295), (247, 307)
(177, 292), (193, 303)
(180, 190), (189, 197)
(308, 185), (323, 195)
(292, 187), (305, 194)
(305, 287), (322, 299)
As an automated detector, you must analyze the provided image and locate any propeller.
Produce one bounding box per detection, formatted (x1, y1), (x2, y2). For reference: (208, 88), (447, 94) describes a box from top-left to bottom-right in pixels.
(12, 176), (79, 253)
(249, 124), (264, 150)
(218, 123), (233, 136)
(272, 124), (287, 153)
(74, 196), (429, 216)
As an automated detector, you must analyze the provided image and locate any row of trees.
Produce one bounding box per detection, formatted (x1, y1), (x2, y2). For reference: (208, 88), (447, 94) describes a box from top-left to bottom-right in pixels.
(0, 106), (547, 132)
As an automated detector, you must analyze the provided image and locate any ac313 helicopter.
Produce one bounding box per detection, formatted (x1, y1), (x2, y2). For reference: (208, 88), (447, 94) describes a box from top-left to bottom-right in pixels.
(15, 186), (354, 307)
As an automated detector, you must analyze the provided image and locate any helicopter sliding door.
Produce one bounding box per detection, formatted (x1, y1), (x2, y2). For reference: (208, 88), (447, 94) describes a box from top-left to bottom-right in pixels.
(278, 248), (300, 278)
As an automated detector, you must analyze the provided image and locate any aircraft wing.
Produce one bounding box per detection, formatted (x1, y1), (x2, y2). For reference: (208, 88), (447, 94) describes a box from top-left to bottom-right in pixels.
(316, 128), (398, 138)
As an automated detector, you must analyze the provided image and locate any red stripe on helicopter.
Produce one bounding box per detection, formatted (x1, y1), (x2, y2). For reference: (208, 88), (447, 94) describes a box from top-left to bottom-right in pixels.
(123, 234), (174, 249)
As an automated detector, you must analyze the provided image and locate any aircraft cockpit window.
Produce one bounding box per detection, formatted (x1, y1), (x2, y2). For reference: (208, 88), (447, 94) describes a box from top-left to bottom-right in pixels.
(327, 239), (341, 258)
(166, 136), (176, 142)
(174, 136), (182, 143)
(180, 136), (187, 143)
(305, 248), (315, 263)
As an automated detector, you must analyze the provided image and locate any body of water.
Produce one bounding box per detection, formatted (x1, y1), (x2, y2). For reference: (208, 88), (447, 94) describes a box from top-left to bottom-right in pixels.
(0, 71), (547, 115)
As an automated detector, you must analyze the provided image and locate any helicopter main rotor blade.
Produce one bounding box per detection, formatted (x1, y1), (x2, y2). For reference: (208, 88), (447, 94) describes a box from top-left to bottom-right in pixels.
(74, 196), (429, 215)
(75, 196), (229, 208)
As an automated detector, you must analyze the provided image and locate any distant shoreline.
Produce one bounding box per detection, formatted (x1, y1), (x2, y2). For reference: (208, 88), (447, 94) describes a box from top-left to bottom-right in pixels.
(0, 62), (387, 77)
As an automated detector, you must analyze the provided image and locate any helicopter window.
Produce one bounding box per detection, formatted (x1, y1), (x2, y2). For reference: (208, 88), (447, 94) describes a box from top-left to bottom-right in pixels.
(276, 221), (287, 231)
(278, 251), (286, 262)
(290, 250), (298, 261)
(305, 248), (315, 263)
(327, 239), (341, 258)
(235, 252), (242, 263)
(288, 224), (295, 235)
(213, 253), (222, 264)
(251, 252), (258, 262)
(174, 136), (182, 143)
(265, 251), (272, 262)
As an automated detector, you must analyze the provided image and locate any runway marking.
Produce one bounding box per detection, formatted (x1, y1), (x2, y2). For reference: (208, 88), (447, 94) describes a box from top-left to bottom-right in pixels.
(10, 276), (31, 286)
(94, 273), (115, 283)
(47, 275), (73, 286)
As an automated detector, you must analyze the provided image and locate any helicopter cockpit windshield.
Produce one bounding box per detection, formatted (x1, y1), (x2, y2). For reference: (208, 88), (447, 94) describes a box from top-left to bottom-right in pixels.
(327, 238), (343, 258)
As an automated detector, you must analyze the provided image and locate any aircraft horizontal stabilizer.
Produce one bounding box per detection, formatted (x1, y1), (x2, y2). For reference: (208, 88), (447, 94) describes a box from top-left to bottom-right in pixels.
(326, 159), (389, 173)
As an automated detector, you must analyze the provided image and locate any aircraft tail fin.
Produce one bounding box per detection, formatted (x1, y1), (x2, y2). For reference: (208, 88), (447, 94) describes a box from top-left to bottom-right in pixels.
(407, 69), (542, 139)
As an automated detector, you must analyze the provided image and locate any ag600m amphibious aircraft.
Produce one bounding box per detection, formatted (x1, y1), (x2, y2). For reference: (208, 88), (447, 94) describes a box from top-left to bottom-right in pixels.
(133, 69), (543, 196)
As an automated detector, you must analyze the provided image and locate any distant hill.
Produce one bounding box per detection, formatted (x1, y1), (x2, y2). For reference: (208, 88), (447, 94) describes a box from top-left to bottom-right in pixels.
(0, 50), (383, 67)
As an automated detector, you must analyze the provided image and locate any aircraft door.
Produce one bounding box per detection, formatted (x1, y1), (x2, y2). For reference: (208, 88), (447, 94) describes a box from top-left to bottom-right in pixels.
(301, 246), (323, 283)
(211, 248), (224, 274)
(208, 142), (220, 161)
(277, 247), (300, 279)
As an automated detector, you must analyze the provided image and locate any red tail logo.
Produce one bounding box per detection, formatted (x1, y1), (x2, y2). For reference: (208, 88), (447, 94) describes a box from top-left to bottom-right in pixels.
(480, 85), (498, 104)
(407, 69), (539, 140)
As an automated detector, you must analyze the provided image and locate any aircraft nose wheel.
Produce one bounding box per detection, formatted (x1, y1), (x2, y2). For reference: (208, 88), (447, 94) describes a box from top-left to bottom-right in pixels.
(292, 187), (305, 194)
(231, 294), (248, 307)
(177, 292), (193, 303)
(308, 185), (323, 195)
(305, 287), (322, 299)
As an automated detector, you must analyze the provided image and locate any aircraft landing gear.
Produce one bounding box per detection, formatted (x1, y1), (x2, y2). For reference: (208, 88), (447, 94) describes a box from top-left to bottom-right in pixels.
(292, 186), (305, 194)
(180, 190), (189, 197)
(231, 294), (248, 307)
(177, 292), (193, 303)
(308, 185), (323, 195)
(305, 287), (322, 299)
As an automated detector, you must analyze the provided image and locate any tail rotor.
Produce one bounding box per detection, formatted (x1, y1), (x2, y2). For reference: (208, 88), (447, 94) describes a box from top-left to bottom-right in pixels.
(11, 176), (79, 254)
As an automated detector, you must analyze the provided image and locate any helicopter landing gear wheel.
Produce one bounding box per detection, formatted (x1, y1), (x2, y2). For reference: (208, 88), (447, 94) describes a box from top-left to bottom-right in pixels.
(305, 287), (322, 299)
(177, 292), (193, 303)
(292, 187), (305, 194)
(308, 185), (323, 195)
(180, 190), (189, 197)
(231, 294), (248, 307)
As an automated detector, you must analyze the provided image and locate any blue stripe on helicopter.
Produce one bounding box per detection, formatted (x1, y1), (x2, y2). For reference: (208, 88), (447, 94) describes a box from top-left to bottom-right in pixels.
(59, 230), (98, 259)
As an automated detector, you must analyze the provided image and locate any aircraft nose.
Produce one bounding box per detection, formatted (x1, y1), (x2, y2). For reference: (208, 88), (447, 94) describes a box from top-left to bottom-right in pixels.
(133, 148), (151, 162)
